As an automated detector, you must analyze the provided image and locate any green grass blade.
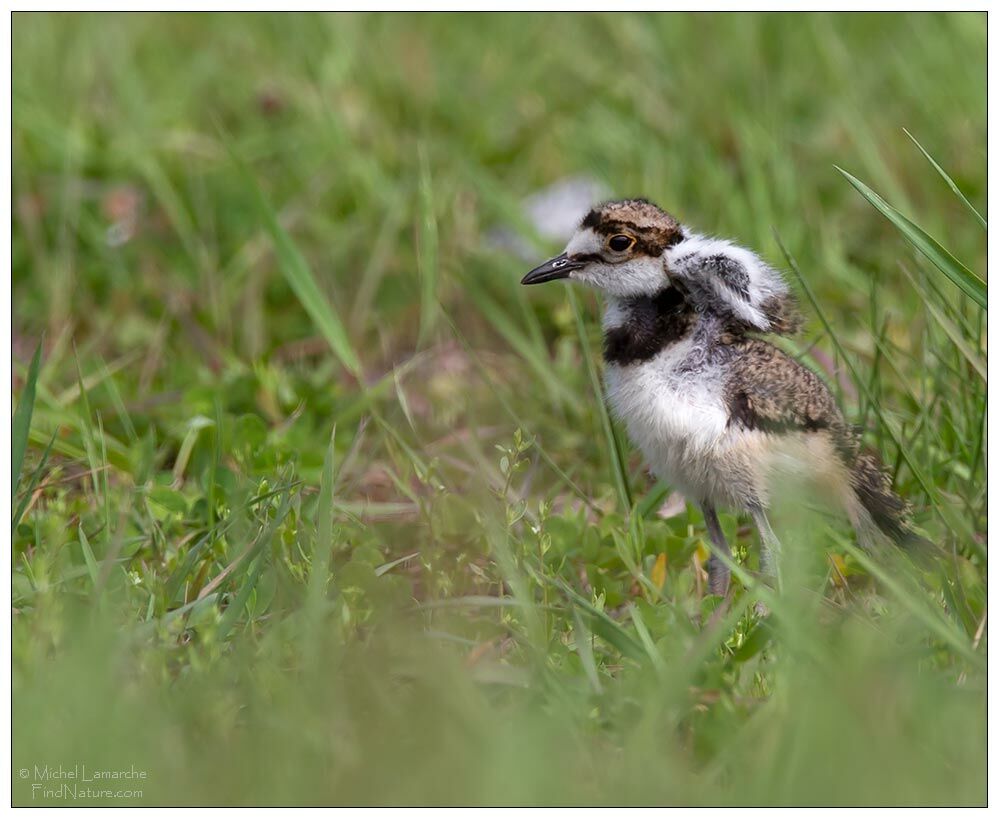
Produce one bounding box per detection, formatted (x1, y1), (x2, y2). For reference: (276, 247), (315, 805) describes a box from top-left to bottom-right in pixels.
(218, 489), (295, 639)
(162, 482), (298, 604)
(26, 427), (86, 462)
(374, 552), (420, 577)
(778, 232), (933, 500)
(53, 350), (141, 407)
(465, 283), (576, 409)
(229, 145), (362, 377)
(77, 525), (100, 588)
(548, 574), (645, 662)
(903, 128), (986, 230)
(217, 554), (267, 640)
(835, 533), (982, 667)
(629, 603), (667, 677)
(308, 428), (336, 614)
(12, 341), (43, 496)
(441, 308), (600, 514)
(571, 609), (604, 694)
(73, 351), (103, 503)
(12, 432), (56, 533)
(264, 204), (361, 375)
(776, 233), (978, 548)
(898, 265), (986, 382)
(636, 479), (672, 520)
(835, 166), (986, 309)
(416, 143), (439, 345)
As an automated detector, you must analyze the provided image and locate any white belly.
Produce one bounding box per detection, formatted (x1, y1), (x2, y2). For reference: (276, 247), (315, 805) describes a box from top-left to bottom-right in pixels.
(604, 338), (733, 503)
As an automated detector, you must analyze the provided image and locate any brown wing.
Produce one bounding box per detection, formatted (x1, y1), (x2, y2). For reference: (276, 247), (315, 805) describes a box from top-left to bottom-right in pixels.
(724, 340), (851, 448)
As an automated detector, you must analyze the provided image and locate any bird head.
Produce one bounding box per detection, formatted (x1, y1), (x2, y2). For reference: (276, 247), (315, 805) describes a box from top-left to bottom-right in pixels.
(522, 197), (801, 336)
(521, 199), (682, 298)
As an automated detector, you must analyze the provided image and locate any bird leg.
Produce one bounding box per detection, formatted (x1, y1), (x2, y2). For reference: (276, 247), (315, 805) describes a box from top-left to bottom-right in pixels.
(701, 502), (732, 597)
(749, 505), (782, 591)
(749, 505), (782, 617)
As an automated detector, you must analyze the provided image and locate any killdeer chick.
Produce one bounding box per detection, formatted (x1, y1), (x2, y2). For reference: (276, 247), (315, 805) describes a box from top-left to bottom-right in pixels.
(522, 198), (920, 597)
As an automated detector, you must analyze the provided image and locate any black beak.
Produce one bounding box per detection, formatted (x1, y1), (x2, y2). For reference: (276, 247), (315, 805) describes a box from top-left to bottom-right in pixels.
(521, 253), (584, 285)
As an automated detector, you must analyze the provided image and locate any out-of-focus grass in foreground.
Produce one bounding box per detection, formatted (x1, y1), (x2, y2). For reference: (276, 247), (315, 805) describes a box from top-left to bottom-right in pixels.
(12, 12), (985, 806)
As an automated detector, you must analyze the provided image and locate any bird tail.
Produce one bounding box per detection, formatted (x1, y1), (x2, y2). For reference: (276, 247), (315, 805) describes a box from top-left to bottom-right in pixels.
(849, 451), (935, 554)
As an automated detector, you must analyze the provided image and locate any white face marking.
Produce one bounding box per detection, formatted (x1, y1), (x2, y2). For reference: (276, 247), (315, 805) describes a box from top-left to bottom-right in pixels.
(562, 228), (671, 298)
(564, 227), (602, 257)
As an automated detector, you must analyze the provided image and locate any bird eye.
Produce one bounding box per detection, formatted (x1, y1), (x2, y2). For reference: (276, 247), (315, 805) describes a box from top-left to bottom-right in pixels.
(608, 234), (635, 252)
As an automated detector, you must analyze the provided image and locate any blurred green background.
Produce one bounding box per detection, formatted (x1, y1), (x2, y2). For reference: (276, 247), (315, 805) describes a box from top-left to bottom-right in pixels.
(12, 12), (986, 806)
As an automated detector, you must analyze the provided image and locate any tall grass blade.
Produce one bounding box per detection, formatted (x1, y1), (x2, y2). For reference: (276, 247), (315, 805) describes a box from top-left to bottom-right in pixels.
(835, 166), (986, 309)
(416, 143), (439, 345)
(229, 145), (362, 377)
(903, 128), (986, 230)
(777, 233), (978, 548)
(73, 351), (103, 503)
(12, 432), (56, 532)
(898, 264), (986, 382)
